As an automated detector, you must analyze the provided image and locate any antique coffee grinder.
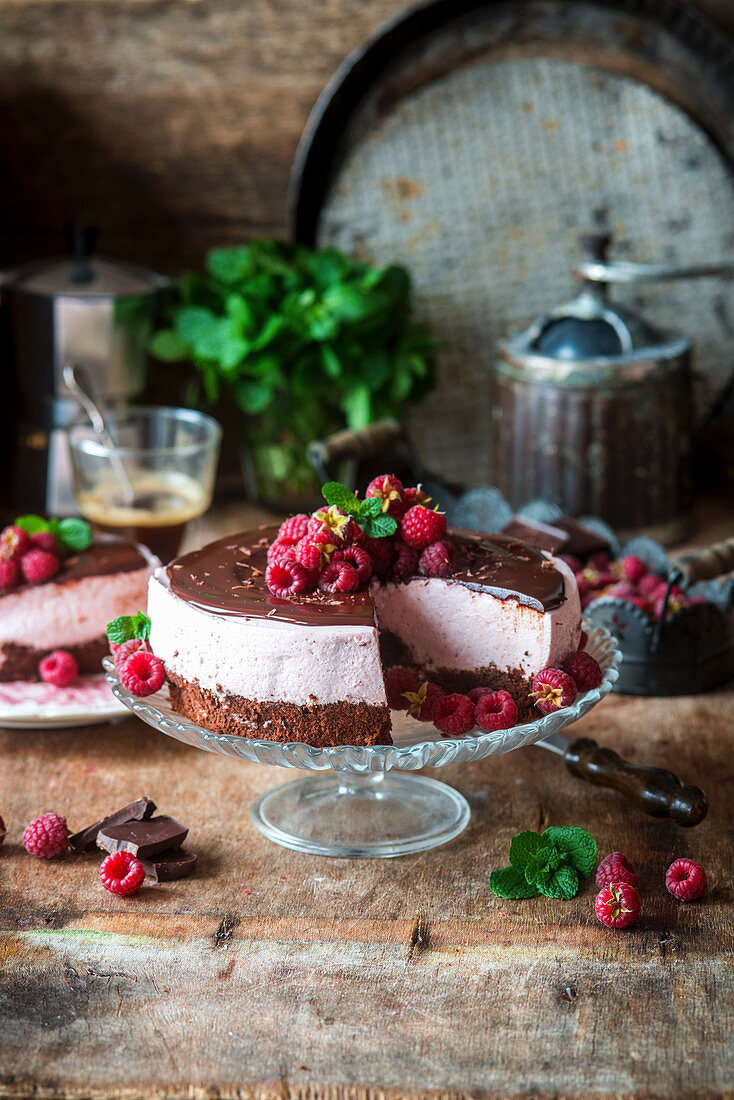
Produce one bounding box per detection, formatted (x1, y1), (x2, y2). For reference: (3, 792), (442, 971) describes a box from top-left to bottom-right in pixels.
(493, 233), (734, 544)
(0, 225), (169, 516)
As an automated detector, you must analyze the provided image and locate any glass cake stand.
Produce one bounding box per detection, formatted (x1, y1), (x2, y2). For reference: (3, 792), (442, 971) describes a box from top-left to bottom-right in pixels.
(104, 627), (620, 858)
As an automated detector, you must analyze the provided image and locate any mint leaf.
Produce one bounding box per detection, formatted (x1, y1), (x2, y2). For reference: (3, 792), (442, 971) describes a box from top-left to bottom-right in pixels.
(14, 514), (50, 536)
(321, 481), (360, 514)
(358, 497), (383, 517)
(508, 831), (546, 872)
(538, 865), (579, 900)
(52, 517), (92, 552)
(523, 842), (562, 887)
(489, 867), (541, 899)
(132, 611), (152, 641)
(359, 514), (398, 539)
(106, 616), (135, 645)
(543, 826), (597, 878)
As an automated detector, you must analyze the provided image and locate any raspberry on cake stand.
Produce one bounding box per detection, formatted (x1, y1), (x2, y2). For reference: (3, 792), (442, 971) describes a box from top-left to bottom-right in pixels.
(104, 627), (630, 858)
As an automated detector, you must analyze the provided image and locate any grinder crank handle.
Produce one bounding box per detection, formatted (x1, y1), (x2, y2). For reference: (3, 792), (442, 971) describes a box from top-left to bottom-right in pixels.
(562, 737), (708, 826)
(671, 537), (734, 586)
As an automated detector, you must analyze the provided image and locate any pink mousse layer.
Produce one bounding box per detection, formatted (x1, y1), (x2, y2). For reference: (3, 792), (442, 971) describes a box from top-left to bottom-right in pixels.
(147, 570), (387, 707)
(0, 566), (152, 665)
(372, 554), (581, 676)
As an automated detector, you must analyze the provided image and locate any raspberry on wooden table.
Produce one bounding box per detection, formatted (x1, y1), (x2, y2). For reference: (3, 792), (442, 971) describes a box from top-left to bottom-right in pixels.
(333, 545), (372, 583)
(419, 539), (458, 578)
(563, 650), (603, 692)
(385, 666), (418, 710)
(22, 812), (69, 859)
(29, 531), (61, 554)
(595, 882), (640, 929)
(119, 651), (166, 697)
(531, 668), (577, 715)
(365, 474), (405, 517)
(318, 561), (360, 594)
(400, 505), (447, 550)
(265, 559), (310, 598)
(0, 525), (30, 561)
(474, 690), (518, 733)
(277, 514), (310, 542)
(0, 559), (20, 592)
(596, 851), (638, 889)
(665, 858), (707, 901)
(100, 850), (145, 897)
(21, 549), (60, 584)
(39, 649), (79, 687)
(432, 693), (475, 737)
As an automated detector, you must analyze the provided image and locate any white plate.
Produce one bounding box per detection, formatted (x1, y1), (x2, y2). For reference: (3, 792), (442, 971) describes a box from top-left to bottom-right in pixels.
(0, 675), (128, 729)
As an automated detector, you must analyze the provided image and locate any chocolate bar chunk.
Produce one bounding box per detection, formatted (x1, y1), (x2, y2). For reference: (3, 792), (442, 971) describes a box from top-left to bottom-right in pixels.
(554, 518), (611, 560)
(69, 797), (157, 854)
(97, 816), (188, 859)
(140, 848), (198, 882)
(500, 516), (569, 554)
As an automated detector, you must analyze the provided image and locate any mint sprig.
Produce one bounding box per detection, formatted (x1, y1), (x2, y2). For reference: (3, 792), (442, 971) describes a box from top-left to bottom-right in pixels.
(14, 514), (92, 553)
(320, 481), (398, 540)
(489, 825), (597, 900)
(107, 611), (151, 645)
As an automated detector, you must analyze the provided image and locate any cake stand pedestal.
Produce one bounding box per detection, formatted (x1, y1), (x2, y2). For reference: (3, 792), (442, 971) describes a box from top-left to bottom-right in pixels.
(251, 772), (470, 858)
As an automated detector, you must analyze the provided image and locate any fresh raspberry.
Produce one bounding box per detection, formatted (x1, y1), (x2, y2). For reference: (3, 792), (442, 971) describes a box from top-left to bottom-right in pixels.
(665, 858), (707, 901)
(0, 814), (6, 846)
(30, 530), (61, 554)
(0, 559), (19, 592)
(392, 540), (419, 580)
(362, 536), (396, 578)
(265, 559), (310, 598)
(531, 667), (577, 715)
(318, 560), (360, 593)
(0, 525), (30, 561)
(639, 573), (666, 598)
(365, 474), (406, 517)
(403, 485), (432, 510)
(20, 549), (60, 585)
(589, 551), (611, 571)
(119, 650), (166, 697)
(629, 596), (653, 614)
(620, 555), (648, 583)
(22, 811), (69, 859)
(595, 882), (640, 929)
(468, 686), (493, 703)
(432, 693), (476, 736)
(563, 650), (603, 692)
(100, 850), (145, 897)
(403, 680), (443, 721)
(277, 514), (310, 542)
(39, 649), (79, 687)
(333, 545), (371, 583)
(474, 690), (518, 732)
(653, 587), (688, 620)
(559, 553), (582, 573)
(294, 534), (336, 574)
(112, 638), (144, 669)
(596, 851), (638, 889)
(400, 505), (447, 550)
(384, 666), (418, 709)
(267, 536), (298, 565)
(606, 581), (638, 601)
(581, 565), (615, 591)
(418, 539), (459, 578)
(308, 506), (351, 545)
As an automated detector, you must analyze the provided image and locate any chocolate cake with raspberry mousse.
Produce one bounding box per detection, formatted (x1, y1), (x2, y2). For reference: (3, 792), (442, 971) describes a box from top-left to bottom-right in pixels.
(0, 520), (156, 682)
(146, 476), (582, 747)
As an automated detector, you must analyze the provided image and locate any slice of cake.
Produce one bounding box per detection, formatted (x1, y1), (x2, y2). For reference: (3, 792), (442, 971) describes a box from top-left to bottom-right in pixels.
(0, 533), (156, 682)
(147, 484), (582, 747)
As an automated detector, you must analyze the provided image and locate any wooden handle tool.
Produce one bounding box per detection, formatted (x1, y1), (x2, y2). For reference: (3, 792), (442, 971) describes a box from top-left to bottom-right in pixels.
(671, 537), (734, 586)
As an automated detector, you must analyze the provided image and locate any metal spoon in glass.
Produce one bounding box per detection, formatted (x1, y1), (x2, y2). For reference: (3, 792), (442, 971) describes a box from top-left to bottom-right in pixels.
(62, 363), (136, 506)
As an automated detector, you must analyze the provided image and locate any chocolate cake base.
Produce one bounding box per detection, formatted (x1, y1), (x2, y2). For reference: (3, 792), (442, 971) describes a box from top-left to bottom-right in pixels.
(0, 635), (109, 682)
(166, 671), (392, 748)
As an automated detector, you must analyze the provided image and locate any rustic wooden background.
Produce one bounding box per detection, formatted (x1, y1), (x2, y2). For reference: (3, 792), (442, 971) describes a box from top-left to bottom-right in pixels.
(0, 0), (733, 272)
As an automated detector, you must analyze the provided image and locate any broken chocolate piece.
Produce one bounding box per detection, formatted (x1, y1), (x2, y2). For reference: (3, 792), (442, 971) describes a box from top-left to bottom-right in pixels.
(69, 797), (157, 854)
(499, 517), (569, 555)
(140, 847), (198, 882)
(553, 518), (611, 560)
(96, 816), (188, 859)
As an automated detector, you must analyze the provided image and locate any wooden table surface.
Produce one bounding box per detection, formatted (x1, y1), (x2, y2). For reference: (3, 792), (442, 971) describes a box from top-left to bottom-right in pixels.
(1, 500), (733, 1100)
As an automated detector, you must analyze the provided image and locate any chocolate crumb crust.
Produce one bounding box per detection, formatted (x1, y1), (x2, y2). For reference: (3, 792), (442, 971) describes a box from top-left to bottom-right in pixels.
(0, 635), (109, 682)
(167, 525), (566, 625)
(166, 670), (392, 747)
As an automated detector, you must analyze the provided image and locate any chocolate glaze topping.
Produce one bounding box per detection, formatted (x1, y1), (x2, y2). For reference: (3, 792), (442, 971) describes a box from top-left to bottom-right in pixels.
(167, 525), (566, 626)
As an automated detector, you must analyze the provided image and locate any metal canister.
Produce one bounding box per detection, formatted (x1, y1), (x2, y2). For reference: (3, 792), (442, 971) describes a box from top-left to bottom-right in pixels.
(493, 234), (694, 544)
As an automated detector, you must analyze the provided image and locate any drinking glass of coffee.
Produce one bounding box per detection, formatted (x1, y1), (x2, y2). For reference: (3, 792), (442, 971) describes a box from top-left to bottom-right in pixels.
(67, 407), (222, 562)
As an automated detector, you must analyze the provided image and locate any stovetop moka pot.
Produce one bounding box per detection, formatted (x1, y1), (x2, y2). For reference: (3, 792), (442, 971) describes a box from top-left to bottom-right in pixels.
(1, 225), (170, 516)
(493, 233), (734, 545)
